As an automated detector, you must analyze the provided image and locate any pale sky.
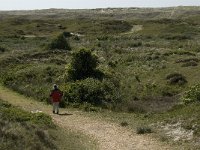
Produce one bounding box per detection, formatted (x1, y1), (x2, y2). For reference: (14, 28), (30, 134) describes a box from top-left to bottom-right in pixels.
(0, 0), (200, 10)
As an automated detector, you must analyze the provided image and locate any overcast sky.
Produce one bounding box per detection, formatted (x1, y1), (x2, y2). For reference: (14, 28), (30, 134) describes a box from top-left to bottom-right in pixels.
(0, 0), (200, 10)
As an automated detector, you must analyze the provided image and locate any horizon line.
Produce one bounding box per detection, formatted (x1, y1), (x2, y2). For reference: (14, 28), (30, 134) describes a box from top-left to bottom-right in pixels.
(0, 5), (199, 11)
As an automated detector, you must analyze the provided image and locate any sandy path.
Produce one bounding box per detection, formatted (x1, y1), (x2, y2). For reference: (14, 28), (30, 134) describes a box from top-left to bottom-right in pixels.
(0, 85), (172, 150)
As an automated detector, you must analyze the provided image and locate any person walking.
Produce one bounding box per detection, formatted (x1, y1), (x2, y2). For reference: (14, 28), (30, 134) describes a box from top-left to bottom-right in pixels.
(50, 84), (63, 114)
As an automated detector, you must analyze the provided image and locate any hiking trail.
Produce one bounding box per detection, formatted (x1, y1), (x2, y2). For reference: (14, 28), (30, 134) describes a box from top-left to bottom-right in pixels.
(0, 85), (173, 150)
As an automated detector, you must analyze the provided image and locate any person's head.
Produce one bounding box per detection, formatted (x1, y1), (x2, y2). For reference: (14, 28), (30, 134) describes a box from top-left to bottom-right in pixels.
(53, 84), (58, 90)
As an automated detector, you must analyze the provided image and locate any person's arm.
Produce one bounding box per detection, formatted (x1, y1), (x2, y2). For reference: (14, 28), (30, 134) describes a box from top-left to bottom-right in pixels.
(50, 91), (53, 97)
(50, 91), (53, 103)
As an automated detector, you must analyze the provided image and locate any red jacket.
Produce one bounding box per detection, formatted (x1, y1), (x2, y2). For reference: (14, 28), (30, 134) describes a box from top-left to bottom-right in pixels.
(50, 89), (63, 102)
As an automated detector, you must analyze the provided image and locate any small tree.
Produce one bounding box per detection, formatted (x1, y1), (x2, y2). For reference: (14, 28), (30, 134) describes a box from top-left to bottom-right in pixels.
(66, 48), (103, 81)
(49, 34), (71, 50)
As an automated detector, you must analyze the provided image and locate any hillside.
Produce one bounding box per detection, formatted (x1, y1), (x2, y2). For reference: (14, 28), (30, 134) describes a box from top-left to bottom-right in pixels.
(0, 6), (200, 20)
(0, 85), (173, 150)
(0, 98), (96, 150)
(0, 6), (200, 149)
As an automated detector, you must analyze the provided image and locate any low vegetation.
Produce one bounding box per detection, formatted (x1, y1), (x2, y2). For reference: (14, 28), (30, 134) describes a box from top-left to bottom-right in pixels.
(1, 6), (200, 149)
(181, 83), (200, 104)
(166, 73), (187, 85)
(0, 99), (96, 150)
(48, 33), (71, 50)
(136, 126), (153, 134)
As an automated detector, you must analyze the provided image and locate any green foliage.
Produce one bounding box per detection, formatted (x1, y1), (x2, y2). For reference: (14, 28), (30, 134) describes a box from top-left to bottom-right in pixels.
(0, 100), (55, 128)
(48, 33), (71, 50)
(162, 34), (191, 40)
(0, 100), (57, 150)
(0, 99), (96, 150)
(181, 61), (198, 67)
(120, 121), (129, 127)
(64, 78), (119, 107)
(0, 46), (6, 52)
(2, 64), (64, 103)
(181, 83), (200, 104)
(136, 126), (153, 134)
(166, 73), (187, 85)
(63, 31), (72, 38)
(128, 41), (142, 47)
(163, 50), (195, 56)
(101, 20), (132, 33)
(66, 48), (104, 81)
(1, 8), (200, 149)
(175, 58), (199, 63)
(32, 113), (55, 127)
(82, 102), (100, 112)
(126, 101), (147, 113)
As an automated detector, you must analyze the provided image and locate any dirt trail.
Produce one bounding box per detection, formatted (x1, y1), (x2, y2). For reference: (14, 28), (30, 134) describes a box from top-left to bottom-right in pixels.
(0, 85), (172, 150)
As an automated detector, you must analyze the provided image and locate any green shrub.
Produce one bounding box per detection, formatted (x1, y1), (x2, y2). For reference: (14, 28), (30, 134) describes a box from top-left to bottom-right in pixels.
(2, 107), (31, 122)
(66, 48), (104, 81)
(48, 33), (71, 50)
(120, 121), (129, 127)
(163, 34), (191, 40)
(175, 58), (199, 67)
(0, 46), (6, 52)
(64, 78), (119, 107)
(161, 86), (180, 97)
(2, 65), (63, 103)
(128, 41), (142, 47)
(181, 61), (198, 67)
(32, 113), (55, 128)
(166, 73), (187, 85)
(127, 103), (146, 113)
(0, 100), (55, 128)
(175, 58), (199, 63)
(97, 36), (109, 41)
(82, 102), (100, 112)
(73, 35), (80, 41)
(181, 83), (200, 104)
(63, 31), (72, 38)
(136, 126), (152, 134)
(164, 50), (195, 56)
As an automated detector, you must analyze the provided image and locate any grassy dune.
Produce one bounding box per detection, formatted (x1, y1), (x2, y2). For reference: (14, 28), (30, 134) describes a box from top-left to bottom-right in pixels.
(0, 6), (200, 149)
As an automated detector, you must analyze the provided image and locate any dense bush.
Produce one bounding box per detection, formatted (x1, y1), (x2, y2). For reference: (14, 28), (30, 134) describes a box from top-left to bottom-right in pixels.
(181, 83), (200, 104)
(120, 121), (129, 127)
(136, 126), (152, 134)
(48, 33), (71, 50)
(64, 78), (119, 107)
(0, 46), (6, 52)
(175, 58), (199, 67)
(181, 61), (198, 67)
(63, 31), (72, 38)
(2, 65), (63, 103)
(175, 58), (199, 63)
(64, 48), (120, 108)
(128, 41), (142, 47)
(66, 48), (104, 81)
(162, 34), (191, 40)
(166, 73), (187, 85)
